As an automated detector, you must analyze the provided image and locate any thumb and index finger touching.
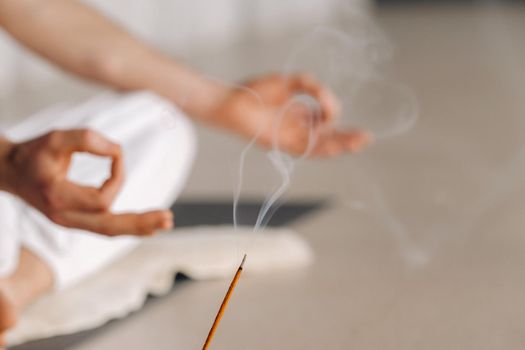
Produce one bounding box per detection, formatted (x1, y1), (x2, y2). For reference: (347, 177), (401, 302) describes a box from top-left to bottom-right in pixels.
(287, 74), (373, 155)
(289, 73), (342, 124)
(49, 129), (124, 212)
(48, 129), (173, 236)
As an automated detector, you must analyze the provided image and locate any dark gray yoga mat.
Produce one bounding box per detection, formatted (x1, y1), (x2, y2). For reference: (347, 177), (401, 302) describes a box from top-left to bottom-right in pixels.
(170, 199), (326, 227)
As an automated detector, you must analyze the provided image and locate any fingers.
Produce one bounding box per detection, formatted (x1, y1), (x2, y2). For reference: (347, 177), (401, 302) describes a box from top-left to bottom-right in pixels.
(99, 152), (125, 205)
(311, 129), (372, 157)
(49, 182), (113, 211)
(54, 129), (121, 157)
(289, 73), (341, 123)
(284, 74), (372, 157)
(274, 104), (372, 157)
(44, 129), (125, 211)
(56, 210), (174, 236)
(21, 129), (172, 238)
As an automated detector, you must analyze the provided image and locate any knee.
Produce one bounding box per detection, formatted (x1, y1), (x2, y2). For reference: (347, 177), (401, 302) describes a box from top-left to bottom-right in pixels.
(146, 95), (198, 168)
(132, 92), (198, 161)
(108, 91), (198, 168)
(113, 96), (198, 208)
(163, 109), (197, 165)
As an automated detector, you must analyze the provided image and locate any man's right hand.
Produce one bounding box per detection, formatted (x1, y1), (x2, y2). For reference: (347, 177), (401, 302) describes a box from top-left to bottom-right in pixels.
(0, 129), (173, 236)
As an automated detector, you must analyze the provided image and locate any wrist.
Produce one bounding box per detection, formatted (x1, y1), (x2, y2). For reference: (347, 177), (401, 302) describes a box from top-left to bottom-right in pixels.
(0, 136), (16, 193)
(145, 54), (230, 124)
(191, 80), (230, 125)
(116, 49), (232, 126)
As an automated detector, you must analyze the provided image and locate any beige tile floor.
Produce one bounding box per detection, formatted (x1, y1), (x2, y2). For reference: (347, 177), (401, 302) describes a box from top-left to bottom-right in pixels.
(9, 3), (525, 350)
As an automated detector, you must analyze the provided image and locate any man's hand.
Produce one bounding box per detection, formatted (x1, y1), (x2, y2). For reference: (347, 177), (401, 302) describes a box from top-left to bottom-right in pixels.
(212, 74), (372, 157)
(1, 129), (173, 236)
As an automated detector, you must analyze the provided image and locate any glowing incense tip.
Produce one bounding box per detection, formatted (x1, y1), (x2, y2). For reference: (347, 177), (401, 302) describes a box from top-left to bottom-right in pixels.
(240, 254), (247, 269)
(202, 255), (247, 350)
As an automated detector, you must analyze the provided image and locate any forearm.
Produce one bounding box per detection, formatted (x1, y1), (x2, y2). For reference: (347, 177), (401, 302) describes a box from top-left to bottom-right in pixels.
(0, 136), (14, 193)
(0, 0), (226, 123)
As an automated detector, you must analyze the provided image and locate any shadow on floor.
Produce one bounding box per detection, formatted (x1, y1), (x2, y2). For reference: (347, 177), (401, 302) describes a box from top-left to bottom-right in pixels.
(170, 199), (327, 227)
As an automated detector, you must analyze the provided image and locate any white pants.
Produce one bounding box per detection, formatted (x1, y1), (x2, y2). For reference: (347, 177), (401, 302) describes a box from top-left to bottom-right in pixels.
(0, 91), (196, 290)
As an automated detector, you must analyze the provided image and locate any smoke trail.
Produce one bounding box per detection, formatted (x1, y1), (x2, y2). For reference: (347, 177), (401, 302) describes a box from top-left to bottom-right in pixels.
(253, 95), (319, 231)
(229, 6), (421, 262)
(444, 0), (525, 243)
(345, 0), (525, 267)
(370, 185), (430, 267)
(232, 93), (320, 232)
(282, 25), (418, 142)
(229, 85), (266, 230)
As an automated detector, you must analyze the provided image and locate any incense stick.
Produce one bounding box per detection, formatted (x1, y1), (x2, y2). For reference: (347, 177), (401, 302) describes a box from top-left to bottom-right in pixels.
(202, 254), (247, 350)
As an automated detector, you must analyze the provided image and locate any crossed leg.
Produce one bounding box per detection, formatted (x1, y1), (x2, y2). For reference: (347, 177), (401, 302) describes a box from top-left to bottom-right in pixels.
(0, 91), (196, 347)
(0, 249), (53, 348)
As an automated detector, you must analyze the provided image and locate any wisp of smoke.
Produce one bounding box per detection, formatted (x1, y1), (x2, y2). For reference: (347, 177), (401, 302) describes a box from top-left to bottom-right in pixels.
(231, 7), (420, 260)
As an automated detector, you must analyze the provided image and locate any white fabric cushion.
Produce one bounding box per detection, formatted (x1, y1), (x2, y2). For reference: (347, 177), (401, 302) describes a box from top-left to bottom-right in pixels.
(6, 226), (313, 347)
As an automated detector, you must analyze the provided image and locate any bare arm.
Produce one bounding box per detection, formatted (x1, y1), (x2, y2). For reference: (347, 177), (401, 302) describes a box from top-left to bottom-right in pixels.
(0, 0), (370, 236)
(0, 0), (225, 123)
(0, 0), (368, 155)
